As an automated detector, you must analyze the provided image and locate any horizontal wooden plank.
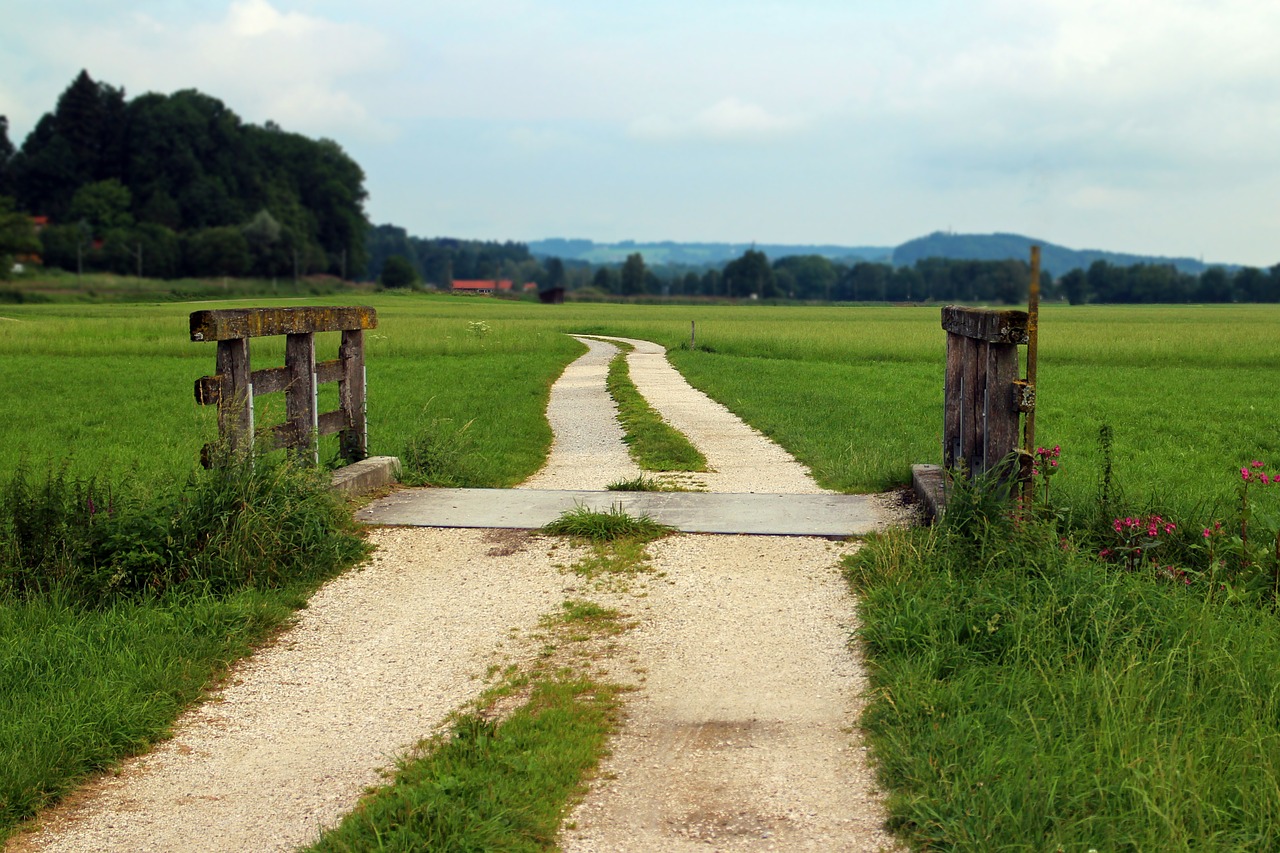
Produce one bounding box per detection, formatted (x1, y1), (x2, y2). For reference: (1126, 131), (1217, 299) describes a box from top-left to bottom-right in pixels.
(941, 306), (1029, 344)
(251, 366), (289, 395)
(194, 375), (221, 406)
(316, 360), (343, 385)
(318, 409), (348, 436)
(190, 306), (377, 341)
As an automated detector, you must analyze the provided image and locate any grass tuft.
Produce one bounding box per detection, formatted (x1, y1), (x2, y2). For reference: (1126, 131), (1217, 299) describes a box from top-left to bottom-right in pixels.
(540, 504), (671, 543)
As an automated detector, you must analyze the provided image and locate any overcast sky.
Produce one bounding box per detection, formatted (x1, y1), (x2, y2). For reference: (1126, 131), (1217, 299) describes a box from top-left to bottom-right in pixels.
(4, 0), (1280, 265)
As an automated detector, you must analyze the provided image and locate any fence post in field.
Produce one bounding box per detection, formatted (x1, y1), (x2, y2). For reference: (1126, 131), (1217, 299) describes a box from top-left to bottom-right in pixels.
(191, 306), (377, 467)
(941, 305), (1030, 485)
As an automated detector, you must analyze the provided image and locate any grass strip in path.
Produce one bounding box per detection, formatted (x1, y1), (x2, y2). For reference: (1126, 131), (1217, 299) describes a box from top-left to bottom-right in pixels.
(307, 509), (666, 852)
(600, 341), (708, 474)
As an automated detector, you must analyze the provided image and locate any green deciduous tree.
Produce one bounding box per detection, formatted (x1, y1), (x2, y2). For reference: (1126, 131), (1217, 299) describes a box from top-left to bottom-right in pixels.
(183, 227), (250, 277)
(68, 179), (133, 232)
(723, 249), (775, 299)
(0, 196), (39, 278)
(620, 252), (648, 295)
(379, 254), (417, 289)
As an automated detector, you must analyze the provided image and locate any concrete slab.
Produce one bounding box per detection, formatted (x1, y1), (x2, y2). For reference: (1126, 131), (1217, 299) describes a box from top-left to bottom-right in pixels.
(331, 456), (401, 497)
(911, 464), (946, 521)
(356, 488), (883, 537)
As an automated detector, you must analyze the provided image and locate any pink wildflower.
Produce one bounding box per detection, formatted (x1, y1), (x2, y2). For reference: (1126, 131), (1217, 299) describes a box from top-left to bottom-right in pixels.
(1251, 460), (1265, 469)
(1242, 468), (1252, 482)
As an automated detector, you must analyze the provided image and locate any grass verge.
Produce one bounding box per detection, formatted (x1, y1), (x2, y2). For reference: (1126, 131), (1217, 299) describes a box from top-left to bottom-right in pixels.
(847, 489), (1280, 848)
(602, 341), (707, 473)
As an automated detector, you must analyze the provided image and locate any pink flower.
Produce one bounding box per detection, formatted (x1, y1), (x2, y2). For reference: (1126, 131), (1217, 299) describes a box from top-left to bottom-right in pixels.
(1204, 528), (1213, 538)
(1242, 468), (1252, 482)
(1251, 460), (1265, 469)
(1164, 522), (1176, 534)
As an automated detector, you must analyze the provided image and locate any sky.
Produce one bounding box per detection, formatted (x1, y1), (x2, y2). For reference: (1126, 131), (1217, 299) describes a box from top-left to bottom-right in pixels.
(4, 0), (1280, 266)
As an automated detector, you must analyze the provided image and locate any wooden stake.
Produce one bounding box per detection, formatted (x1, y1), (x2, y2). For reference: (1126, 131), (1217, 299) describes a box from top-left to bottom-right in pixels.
(1021, 246), (1041, 504)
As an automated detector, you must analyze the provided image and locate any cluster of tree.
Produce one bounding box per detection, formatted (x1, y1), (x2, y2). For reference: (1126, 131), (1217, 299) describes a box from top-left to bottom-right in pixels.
(366, 225), (538, 287)
(573, 252), (1045, 303)
(1059, 260), (1280, 304)
(0, 70), (368, 279)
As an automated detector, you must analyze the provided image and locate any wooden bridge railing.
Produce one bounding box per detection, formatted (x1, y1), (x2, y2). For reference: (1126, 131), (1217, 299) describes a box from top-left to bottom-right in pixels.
(941, 305), (1034, 482)
(191, 306), (377, 466)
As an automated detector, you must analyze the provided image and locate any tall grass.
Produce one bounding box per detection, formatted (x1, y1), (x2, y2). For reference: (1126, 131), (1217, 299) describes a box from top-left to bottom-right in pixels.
(0, 588), (300, 835)
(848, 471), (1280, 849)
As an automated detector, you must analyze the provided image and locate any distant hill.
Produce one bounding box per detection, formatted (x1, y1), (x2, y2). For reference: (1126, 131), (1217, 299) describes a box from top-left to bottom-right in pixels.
(527, 238), (893, 267)
(892, 232), (1224, 277)
(530, 233), (1233, 276)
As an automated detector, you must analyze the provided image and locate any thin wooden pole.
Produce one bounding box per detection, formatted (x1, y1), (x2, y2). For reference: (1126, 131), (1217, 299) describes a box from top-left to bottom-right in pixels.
(691, 320), (696, 351)
(1021, 246), (1041, 504)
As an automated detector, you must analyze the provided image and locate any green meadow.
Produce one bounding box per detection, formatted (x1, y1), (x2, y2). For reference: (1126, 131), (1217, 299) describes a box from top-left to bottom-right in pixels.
(1, 297), (1275, 511)
(3, 294), (1280, 848)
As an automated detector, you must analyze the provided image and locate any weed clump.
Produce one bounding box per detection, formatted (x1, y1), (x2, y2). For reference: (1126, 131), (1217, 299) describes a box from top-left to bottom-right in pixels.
(540, 504), (671, 543)
(0, 454), (368, 604)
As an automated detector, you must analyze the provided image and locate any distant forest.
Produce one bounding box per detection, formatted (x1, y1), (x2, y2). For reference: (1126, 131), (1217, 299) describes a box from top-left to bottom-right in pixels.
(0, 70), (368, 279)
(3, 72), (1279, 304)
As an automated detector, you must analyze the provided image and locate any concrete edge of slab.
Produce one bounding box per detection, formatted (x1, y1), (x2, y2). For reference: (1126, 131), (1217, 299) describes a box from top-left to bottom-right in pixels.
(911, 464), (946, 522)
(331, 456), (401, 497)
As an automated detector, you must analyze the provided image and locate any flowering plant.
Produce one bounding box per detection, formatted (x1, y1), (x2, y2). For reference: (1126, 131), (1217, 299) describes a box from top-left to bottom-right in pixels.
(1105, 514), (1176, 572)
(1031, 444), (1061, 503)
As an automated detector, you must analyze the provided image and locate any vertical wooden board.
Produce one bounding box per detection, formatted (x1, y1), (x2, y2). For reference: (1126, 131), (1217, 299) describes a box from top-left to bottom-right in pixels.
(285, 333), (317, 459)
(983, 343), (1021, 472)
(215, 337), (252, 453)
(943, 332), (963, 468)
(960, 336), (981, 475)
(339, 329), (367, 462)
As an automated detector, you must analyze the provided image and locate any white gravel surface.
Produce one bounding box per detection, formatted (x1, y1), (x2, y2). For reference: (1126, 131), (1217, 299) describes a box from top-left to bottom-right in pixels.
(12, 334), (899, 853)
(519, 336), (641, 490)
(561, 534), (896, 852)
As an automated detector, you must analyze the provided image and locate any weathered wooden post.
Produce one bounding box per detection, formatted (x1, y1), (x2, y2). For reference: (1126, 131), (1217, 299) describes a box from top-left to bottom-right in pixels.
(192, 306), (377, 466)
(941, 306), (1030, 482)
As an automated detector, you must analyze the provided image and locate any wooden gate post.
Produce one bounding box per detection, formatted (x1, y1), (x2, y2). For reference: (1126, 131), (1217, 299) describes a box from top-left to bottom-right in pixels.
(941, 306), (1029, 481)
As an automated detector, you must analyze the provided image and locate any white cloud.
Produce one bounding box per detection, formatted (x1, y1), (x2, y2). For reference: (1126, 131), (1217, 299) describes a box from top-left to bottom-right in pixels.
(629, 98), (805, 142)
(35, 1), (399, 140)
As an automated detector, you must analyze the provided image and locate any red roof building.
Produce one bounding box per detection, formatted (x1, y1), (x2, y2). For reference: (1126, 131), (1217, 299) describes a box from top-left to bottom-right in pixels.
(451, 279), (513, 294)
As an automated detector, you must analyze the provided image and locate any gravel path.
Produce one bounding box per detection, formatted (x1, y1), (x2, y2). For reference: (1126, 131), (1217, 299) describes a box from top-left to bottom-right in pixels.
(11, 334), (897, 852)
(519, 336), (641, 490)
(589, 336), (830, 494)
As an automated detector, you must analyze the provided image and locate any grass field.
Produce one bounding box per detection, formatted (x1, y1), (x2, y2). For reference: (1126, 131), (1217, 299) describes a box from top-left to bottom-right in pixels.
(4, 294), (1280, 847)
(2, 297), (1276, 509)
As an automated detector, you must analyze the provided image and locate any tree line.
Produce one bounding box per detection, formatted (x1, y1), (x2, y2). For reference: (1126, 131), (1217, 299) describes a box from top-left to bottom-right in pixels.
(0, 70), (368, 279)
(371, 239), (1280, 305)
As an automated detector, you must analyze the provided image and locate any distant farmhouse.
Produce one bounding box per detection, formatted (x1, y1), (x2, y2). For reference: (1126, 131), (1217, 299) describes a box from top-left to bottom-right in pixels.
(450, 279), (537, 296)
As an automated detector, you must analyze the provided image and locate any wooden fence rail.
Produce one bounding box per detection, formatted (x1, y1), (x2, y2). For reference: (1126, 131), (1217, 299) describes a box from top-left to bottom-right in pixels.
(190, 306), (377, 466)
(941, 305), (1034, 481)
